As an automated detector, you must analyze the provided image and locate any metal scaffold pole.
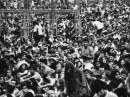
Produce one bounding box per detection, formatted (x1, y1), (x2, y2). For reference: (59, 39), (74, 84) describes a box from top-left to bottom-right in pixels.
(0, 13), (1, 36)
(23, 12), (27, 38)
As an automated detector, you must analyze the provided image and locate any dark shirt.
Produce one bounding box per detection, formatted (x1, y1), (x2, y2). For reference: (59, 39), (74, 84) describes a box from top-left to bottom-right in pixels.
(109, 79), (123, 89)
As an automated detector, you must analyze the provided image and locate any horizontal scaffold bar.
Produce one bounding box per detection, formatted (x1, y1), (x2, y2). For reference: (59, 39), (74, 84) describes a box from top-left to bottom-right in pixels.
(0, 9), (80, 13)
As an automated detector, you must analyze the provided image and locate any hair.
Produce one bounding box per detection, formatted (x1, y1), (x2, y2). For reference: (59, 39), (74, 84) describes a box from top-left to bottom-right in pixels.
(18, 64), (28, 72)
(0, 86), (4, 95)
(6, 69), (12, 73)
(6, 84), (15, 94)
(57, 62), (64, 68)
(11, 78), (18, 85)
(39, 59), (47, 65)
(20, 81), (30, 89)
(24, 92), (34, 97)
(7, 94), (13, 97)
(90, 79), (106, 93)
(114, 87), (127, 97)
(76, 61), (82, 68)
(65, 61), (76, 93)
(121, 70), (128, 76)
(78, 48), (82, 52)
(29, 78), (39, 93)
(74, 57), (79, 62)
(59, 78), (65, 88)
(30, 65), (37, 71)
(110, 69), (120, 80)
(0, 74), (5, 78)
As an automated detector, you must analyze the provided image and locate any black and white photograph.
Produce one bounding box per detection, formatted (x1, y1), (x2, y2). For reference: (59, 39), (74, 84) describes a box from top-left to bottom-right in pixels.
(0, 0), (130, 97)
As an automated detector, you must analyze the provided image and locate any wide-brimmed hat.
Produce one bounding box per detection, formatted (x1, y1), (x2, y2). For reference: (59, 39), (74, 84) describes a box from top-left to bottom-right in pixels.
(17, 60), (30, 69)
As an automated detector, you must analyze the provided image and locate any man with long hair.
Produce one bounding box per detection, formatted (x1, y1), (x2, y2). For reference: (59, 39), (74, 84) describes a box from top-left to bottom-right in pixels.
(65, 61), (90, 97)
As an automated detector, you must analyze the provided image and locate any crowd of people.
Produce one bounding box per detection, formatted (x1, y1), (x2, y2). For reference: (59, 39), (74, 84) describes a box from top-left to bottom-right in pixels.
(0, 0), (130, 97)
(0, 0), (78, 9)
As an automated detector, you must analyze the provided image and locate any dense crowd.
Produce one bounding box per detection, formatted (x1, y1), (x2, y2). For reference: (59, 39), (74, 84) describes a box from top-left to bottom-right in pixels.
(0, 0), (130, 97)
(0, 0), (77, 9)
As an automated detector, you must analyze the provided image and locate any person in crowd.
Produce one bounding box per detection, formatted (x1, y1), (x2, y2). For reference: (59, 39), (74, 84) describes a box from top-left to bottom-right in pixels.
(5, 69), (14, 84)
(22, 66), (43, 88)
(65, 61), (90, 97)
(9, 79), (19, 97)
(109, 69), (124, 91)
(100, 70), (111, 84)
(17, 81), (35, 97)
(90, 79), (118, 97)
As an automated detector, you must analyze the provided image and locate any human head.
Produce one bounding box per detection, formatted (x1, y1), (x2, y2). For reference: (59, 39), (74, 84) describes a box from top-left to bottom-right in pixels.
(0, 75), (5, 84)
(6, 69), (12, 77)
(101, 70), (111, 80)
(24, 92), (34, 97)
(83, 69), (93, 79)
(65, 61), (74, 74)
(6, 84), (15, 94)
(21, 82), (29, 93)
(90, 79), (107, 97)
(10, 79), (18, 87)
(111, 69), (120, 80)
(48, 90), (55, 97)
(120, 70), (128, 81)
(76, 61), (83, 69)
(56, 62), (63, 73)
(120, 59), (125, 66)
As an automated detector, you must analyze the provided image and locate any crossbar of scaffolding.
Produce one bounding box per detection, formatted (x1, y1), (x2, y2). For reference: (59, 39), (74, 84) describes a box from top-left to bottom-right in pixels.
(0, 9), (80, 13)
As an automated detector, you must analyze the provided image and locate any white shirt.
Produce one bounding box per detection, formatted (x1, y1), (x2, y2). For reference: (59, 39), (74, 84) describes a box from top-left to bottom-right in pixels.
(13, 1), (18, 9)
(34, 24), (43, 35)
(73, 5), (78, 10)
(92, 21), (104, 30)
(83, 62), (94, 70)
(31, 72), (42, 81)
(31, 0), (35, 7)
(113, 34), (121, 40)
(93, 46), (98, 54)
(94, 90), (118, 97)
(38, 24), (43, 35)
(69, 0), (74, 3)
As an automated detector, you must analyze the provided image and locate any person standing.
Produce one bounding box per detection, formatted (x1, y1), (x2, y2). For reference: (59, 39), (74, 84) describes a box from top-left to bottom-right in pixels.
(34, 21), (44, 44)
(65, 61), (90, 97)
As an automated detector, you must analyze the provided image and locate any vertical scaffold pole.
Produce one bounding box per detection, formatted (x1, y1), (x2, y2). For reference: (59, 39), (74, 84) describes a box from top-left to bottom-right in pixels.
(0, 13), (1, 36)
(23, 12), (27, 38)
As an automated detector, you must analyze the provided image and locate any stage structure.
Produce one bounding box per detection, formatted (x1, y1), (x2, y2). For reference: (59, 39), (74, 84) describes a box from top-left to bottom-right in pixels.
(0, 0), (81, 39)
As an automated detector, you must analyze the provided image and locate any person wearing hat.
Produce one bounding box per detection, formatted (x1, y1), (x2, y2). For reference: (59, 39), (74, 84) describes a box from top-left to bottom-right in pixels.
(90, 79), (118, 97)
(83, 69), (96, 84)
(17, 61), (30, 82)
